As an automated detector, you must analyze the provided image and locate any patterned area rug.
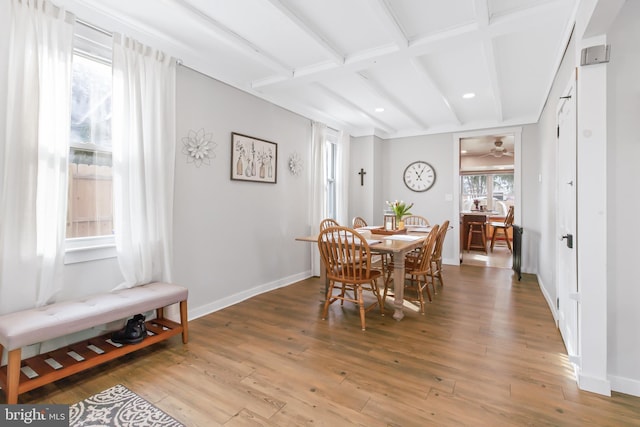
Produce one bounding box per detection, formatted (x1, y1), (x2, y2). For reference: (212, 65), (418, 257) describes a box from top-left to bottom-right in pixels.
(70, 384), (184, 427)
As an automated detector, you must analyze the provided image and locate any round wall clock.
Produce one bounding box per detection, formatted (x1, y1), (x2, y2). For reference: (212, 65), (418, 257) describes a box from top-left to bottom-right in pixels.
(403, 160), (436, 192)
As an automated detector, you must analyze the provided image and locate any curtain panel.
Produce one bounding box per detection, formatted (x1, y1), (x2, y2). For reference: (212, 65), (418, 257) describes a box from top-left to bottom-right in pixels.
(111, 34), (176, 289)
(0, 0), (74, 314)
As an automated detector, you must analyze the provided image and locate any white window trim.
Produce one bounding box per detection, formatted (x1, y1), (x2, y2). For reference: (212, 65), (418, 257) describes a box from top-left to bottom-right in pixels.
(64, 235), (116, 264)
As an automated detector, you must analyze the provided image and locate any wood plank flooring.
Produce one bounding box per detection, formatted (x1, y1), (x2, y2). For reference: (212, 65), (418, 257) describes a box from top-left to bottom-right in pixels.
(462, 245), (513, 268)
(14, 265), (640, 426)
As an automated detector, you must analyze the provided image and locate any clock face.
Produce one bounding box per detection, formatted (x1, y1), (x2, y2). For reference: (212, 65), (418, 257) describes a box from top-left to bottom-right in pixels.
(403, 161), (436, 192)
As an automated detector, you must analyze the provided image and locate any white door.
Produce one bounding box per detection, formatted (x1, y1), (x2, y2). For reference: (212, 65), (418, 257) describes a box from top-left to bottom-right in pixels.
(556, 71), (579, 366)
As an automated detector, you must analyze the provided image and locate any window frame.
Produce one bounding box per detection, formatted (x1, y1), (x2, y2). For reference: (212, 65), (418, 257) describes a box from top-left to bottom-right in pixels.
(324, 130), (338, 219)
(64, 23), (116, 264)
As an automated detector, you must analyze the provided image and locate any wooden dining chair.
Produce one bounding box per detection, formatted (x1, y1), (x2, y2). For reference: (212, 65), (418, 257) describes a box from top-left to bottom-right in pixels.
(402, 215), (430, 226)
(430, 220), (450, 291)
(320, 218), (339, 231)
(383, 225), (440, 314)
(352, 216), (367, 228)
(490, 206), (514, 252)
(317, 226), (384, 330)
(352, 215), (390, 272)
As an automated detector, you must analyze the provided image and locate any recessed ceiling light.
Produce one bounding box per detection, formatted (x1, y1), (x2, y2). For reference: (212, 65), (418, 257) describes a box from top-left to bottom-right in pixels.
(461, 150), (468, 154)
(375, 107), (385, 112)
(462, 93), (476, 99)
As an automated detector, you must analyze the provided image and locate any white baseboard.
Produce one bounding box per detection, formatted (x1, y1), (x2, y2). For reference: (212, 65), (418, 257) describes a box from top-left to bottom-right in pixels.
(609, 374), (640, 397)
(578, 372), (612, 396)
(442, 256), (458, 265)
(188, 271), (312, 320)
(536, 273), (558, 322)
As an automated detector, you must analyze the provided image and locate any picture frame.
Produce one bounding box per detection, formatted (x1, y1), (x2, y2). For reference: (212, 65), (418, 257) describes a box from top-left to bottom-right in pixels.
(231, 132), (277, 184)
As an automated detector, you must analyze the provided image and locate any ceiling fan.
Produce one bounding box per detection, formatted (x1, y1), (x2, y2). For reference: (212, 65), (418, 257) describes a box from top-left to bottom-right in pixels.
(482, 139), (513, 158)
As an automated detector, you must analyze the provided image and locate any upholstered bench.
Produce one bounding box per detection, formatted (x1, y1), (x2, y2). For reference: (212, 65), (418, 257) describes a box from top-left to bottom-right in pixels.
(0, 281), (188, 404)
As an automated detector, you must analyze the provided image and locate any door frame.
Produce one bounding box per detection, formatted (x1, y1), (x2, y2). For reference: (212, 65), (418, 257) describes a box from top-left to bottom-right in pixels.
(452, 127), (522, 265)
(556, 72), (579, 374)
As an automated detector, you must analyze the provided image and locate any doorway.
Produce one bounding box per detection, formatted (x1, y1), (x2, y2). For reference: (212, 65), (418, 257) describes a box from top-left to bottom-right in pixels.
(452, 127), (522, 268)
(556, 72), (579, 369)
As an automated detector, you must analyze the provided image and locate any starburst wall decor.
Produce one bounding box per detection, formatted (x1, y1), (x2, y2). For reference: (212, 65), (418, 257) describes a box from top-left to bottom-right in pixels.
(182, 128), (216, 167)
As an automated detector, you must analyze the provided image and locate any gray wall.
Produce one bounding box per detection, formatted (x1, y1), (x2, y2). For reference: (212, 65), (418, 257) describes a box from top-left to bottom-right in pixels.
(377, 133), (457, 264)
(530, 32), (577, 312)
(173, 67), (312, 319)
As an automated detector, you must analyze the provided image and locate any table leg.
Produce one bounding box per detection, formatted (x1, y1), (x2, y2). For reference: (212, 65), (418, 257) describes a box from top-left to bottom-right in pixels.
(320, 262), (329, 295)
(391, 251), (406, 321)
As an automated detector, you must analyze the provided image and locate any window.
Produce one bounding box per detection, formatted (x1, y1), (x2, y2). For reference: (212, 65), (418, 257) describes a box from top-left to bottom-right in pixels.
(67, 54), (113, 238)
(324, 130), (338, 219)
(461, 173), (514, 215)
(65, 23), (115, 262)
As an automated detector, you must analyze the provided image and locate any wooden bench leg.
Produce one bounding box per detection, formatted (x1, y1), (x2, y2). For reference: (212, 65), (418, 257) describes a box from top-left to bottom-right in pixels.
(180, 300), (189, 344)
(155, 302), (188, 344)
(6, 348), (21, 404)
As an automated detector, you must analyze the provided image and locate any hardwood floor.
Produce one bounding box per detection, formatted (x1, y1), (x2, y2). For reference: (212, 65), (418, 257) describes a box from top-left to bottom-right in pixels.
(463, 246), (512, 268)
(16, 266), (640, 426)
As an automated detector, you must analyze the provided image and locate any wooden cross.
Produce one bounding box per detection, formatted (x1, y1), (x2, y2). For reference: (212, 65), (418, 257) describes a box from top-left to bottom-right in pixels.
(358, 168), (366, 186)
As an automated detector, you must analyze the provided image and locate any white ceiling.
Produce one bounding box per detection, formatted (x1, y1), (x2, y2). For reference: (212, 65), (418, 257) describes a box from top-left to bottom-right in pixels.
(460, 133), (515, 171)
(59, 0), (578, 138)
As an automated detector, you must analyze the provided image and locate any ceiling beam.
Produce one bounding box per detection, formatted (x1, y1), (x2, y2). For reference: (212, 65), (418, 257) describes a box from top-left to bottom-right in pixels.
(252, 0), (570, 91)
(357, 71), (430, 129)
(315, 83), (397, 135)
(265, 0), (344, 65)
(474, 0), (503, 122)
(409, 58), (462, 127)
(168, 0), (293, 77)
(259, 92), (355, 133)
(369, 0), (409, 48)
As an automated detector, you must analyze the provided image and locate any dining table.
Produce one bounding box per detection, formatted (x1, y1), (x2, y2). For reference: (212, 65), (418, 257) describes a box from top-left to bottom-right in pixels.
(295, 225), (434, 321)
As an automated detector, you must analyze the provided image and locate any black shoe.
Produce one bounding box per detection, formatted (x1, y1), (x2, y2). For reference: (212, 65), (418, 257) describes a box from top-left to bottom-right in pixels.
(133, 313), (147, 336)
(111, 315), (146, 344)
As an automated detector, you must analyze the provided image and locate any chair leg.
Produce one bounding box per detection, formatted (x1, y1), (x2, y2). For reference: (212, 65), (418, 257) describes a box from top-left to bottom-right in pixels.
(490, 227), (512, 252)
(437, 261), (444, 287)
(357, 287), (366, 330)
(429, 262), (437, 295)
(423, 274), (432, 302)
(490, 227), (498, 251)
(322, 281), (335, 320)
(373, 279), (385, 316)
(415, 277), (426, 315)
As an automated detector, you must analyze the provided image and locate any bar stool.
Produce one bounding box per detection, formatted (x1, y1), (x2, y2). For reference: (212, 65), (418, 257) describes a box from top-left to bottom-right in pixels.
(467, 221), (487, 253)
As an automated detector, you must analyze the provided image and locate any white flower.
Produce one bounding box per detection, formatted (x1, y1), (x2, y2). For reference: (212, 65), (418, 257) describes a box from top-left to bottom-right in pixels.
(182, 128), (216, 167)
(289, 152), (303, 176)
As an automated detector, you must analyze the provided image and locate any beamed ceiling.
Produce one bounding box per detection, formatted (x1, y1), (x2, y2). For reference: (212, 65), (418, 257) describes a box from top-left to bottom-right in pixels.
(58, 0), (578, 138)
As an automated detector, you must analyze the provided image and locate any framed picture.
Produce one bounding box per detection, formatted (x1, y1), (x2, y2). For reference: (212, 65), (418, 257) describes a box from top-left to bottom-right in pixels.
(231, 132), (277, 184)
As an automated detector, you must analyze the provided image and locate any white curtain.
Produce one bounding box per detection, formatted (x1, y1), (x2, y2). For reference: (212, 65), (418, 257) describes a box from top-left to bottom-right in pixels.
(309, 121), (327, 276)
(335, 130), (350, 226)
(0, 0), (74, 314)
(112, 34), (176, 289)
